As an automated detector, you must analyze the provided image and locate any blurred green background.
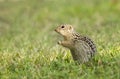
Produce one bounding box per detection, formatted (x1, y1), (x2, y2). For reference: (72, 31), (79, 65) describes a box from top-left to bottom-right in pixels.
(0, 0), (120, 79)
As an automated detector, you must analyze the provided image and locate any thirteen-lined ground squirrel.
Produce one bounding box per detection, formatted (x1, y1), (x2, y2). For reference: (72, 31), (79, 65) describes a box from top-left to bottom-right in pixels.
(55, 24), (97, 64)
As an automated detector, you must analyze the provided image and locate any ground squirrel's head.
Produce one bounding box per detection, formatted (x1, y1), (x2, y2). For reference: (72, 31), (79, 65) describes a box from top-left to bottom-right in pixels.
(55, 24), (74, 37)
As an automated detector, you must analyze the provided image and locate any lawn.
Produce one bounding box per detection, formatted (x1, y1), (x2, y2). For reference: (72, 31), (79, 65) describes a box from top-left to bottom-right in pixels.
(0, 0), (120, 79)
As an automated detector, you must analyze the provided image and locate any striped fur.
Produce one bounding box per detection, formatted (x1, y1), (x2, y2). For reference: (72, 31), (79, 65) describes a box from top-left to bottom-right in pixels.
(72, 33), (97, 58)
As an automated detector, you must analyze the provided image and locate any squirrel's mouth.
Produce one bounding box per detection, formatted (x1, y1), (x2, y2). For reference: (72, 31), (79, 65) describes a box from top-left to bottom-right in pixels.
(54, 29), (60, 34)
(54, 29), (57, 32)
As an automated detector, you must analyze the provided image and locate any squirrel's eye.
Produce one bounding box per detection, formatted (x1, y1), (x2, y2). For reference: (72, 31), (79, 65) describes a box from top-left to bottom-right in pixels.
(61, 25), (65, 28)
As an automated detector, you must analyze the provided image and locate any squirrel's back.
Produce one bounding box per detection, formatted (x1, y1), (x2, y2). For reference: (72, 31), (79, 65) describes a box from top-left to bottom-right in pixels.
(71, 33), (97, 63)
(72, 33), (97, 54)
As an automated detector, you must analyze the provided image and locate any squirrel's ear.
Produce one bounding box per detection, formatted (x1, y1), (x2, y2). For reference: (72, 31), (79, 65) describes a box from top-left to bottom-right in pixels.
(69, 25), (73, 30)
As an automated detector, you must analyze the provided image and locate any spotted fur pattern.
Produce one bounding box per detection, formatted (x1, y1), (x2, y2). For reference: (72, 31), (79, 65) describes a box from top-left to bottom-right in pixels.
(72, 33), (97, 57)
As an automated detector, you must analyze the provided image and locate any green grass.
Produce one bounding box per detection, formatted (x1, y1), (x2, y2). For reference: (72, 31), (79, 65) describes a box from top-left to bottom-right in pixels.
(0, 0), (120, 79)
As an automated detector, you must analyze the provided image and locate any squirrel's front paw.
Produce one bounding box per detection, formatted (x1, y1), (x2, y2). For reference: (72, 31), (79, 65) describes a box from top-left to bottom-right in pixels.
(58, 41), (62, 45)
